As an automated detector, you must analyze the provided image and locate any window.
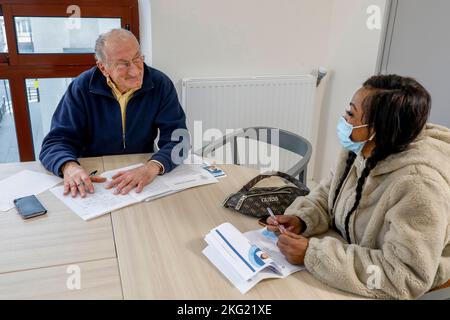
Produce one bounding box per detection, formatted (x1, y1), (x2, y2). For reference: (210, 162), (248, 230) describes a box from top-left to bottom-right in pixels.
(0, 79), (19, 162)
(0, 15), (7, 53)
(0, 0), (139, 161)
(27, 77), (73, 157)
(14, 17), (121, 54)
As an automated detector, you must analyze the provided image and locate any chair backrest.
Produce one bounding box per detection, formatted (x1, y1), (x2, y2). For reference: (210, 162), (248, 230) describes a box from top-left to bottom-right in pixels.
(418, 286), (450, 300)
(419, 279), (450, 300)
(197, 126), (312, 184)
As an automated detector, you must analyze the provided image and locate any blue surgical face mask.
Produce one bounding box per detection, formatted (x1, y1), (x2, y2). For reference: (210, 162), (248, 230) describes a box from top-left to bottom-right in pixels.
(336, 116), (372, 154)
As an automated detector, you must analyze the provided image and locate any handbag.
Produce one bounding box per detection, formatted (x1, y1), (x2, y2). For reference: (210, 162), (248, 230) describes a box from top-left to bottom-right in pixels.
(222, 171), (310, 218)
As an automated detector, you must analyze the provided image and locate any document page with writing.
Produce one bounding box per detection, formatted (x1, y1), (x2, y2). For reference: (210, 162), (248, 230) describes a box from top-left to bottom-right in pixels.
(163, 164), (218, 191)
(203, 223), (304, 294)
(50, 181), (137, 221)
(244, 228), (303, 277)
(50, 163), (218, 220)
(99, 163), (174, 202)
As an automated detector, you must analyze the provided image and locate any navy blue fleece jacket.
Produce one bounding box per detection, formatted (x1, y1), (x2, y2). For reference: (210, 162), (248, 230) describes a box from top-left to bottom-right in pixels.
(39, 64), (188, 176)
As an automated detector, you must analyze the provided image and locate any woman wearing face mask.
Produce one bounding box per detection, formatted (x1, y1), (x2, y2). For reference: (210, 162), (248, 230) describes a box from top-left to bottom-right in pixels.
(266, 74), (450, 299)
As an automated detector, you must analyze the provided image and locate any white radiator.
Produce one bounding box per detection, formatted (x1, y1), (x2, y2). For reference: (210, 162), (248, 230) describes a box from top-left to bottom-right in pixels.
(181, 75), (318, 176)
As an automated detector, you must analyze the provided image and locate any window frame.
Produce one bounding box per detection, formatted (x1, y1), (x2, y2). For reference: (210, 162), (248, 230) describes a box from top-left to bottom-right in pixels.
(0, 5), (8, 63)
(0, 0), (139, 161)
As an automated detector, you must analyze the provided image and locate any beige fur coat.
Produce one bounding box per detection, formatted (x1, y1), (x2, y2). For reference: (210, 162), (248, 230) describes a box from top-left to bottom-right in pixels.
(285, 124), (450, 299)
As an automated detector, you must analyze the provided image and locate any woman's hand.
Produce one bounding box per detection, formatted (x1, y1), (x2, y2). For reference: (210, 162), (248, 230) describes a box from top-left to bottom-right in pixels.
(277, 231), (309, 265)
(266, 214), (304, 235)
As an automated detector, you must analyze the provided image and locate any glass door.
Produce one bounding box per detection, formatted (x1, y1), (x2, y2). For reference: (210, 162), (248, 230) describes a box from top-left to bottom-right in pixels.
(0, 0), (139, 161)
(0, 79), (19, 162)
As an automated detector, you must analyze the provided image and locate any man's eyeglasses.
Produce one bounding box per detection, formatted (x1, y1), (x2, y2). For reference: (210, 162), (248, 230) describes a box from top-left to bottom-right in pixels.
(113, 55), (145, 71)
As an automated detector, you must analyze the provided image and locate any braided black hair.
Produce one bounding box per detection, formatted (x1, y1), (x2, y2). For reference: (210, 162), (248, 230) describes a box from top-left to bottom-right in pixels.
(331, 151), (356, 231)
(332, 75), (431, 242)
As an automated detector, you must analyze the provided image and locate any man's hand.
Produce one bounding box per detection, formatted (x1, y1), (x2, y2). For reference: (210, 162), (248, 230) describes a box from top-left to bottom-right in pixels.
(62, 161), (106, 198)
(266, 215), (304, 235)
(277, 231), (309, 265)
(105, 162), (160, 195)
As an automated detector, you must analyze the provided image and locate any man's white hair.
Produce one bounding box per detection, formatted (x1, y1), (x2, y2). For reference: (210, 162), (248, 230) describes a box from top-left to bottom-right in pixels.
(95, 28), (140, 63)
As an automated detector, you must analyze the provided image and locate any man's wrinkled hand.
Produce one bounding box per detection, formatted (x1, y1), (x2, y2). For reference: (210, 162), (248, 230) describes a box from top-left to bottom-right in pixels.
(62, 161), (106, 198)
(105, 162), (160, 195)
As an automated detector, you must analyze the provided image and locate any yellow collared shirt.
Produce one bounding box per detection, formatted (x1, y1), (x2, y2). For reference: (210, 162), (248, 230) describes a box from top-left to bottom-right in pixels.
(106, 76), (140, 136)
(106, 77), (165, 174)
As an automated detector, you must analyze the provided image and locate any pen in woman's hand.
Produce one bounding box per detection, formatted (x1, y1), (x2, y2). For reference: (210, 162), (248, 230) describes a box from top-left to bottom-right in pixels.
(266, 207), (286, 234)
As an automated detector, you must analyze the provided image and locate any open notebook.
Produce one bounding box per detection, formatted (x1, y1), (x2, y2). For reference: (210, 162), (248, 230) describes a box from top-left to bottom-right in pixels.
(203, 223), (304, 294)
(50, 163), (218, 221)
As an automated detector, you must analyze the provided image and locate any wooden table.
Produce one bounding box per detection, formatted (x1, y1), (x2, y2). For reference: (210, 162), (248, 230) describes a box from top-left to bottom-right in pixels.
(0, 158), (122, 299)
(0, 154), (364, 300)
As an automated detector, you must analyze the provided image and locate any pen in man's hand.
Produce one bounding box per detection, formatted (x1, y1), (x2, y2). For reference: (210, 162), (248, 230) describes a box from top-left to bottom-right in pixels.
(78, 170), (98, 191)
(266, 207), (286, 234)
(84, 170), (98, 186)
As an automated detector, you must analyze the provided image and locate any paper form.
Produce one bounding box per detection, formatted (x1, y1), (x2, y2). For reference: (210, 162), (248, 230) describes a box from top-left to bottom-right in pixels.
(130, 177), (173, 201)
(163, 164), (218, 190)
(245, 228), (302, 277)
(49, 182), (136, 221)
(203, 223), (304, 294)
(49, 162), (219, 220)
(99, 164), (173, 202)
(205, 223), (271, 281)
(203, 245), (284, 294)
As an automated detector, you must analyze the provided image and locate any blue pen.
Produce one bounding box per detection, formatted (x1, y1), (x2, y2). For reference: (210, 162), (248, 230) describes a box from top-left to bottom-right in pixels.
(266, 207), (286, 233)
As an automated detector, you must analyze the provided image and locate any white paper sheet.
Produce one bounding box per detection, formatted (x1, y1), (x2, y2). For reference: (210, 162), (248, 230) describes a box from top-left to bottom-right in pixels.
(49, 182), (137, 221)
(99, 163), (143, 180)
(203, 245), (284, 294)
(130, 177), (173, 201)
(202, 245), (255, 294)
(182, 153), (205, 165)
(202, 223), (304, 294)
(245, 228), (303, 277)
(100, 163), (173, 202)
(49, 163), (219, 220)
(205, 223), (269, 281)
(0, 170), (62, 212)
(163, 164), (218, 191)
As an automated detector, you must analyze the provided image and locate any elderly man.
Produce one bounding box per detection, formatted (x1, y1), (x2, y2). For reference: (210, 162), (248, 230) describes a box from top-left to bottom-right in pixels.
(40, 29), (188, 197)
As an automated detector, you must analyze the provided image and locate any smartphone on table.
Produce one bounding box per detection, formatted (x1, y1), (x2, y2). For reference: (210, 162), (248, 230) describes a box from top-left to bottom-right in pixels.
(14, 195), (47, 219)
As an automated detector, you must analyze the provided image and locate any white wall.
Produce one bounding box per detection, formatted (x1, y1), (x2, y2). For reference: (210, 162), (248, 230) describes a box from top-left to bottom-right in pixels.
(382, 0), (450, 128)
(139, 0), (152, 64)
(145, 0), (387, 181)
(313, 0), (386, 181)
(150, 0), (333, 92)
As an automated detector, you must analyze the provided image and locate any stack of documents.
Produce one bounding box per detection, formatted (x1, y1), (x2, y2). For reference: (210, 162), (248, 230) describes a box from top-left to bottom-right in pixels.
(50, 163), (218, 221)
(203, 223), (304, 294)
(0, 170), (62, 212)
